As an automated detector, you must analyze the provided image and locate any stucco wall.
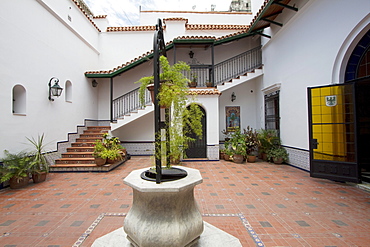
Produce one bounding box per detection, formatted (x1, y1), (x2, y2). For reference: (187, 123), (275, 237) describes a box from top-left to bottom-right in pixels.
(0, 0), (100, 156)
(261, 0), (370, 151)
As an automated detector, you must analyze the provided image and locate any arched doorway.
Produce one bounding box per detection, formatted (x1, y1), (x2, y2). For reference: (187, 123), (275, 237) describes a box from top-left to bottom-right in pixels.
(345, 29), (370, 182)
(185, 105), (207, 158)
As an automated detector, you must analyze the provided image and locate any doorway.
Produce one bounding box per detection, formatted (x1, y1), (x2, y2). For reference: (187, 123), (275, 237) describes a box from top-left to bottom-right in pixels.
(185, 105), (207, 158)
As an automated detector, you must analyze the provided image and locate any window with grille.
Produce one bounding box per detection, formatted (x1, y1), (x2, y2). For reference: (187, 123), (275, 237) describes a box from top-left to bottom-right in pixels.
(264, 90), (280, 133)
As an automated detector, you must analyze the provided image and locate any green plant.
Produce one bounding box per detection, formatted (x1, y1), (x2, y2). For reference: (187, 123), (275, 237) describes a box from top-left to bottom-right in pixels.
(227, 130), (247, 156)
(244, 126), (259, 155)
(137, 55), (190, 108)
(137, 56), (203, 168)
(257, 129), (280, 154)
(267, 146), (289, 162)
(93, 134), (123, 162)
(26, 133), (49, 173)
(0, 150), (31, 183)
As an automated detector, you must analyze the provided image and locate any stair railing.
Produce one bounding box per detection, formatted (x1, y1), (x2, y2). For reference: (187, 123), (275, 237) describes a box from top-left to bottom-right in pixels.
(214, 45), (262, 85)
(112, 87), (151, 120)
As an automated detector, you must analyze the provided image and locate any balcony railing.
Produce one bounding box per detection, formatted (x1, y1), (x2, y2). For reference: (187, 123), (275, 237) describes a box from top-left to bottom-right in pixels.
(111, 46), (262, 121)
(183, 45), (262, 87)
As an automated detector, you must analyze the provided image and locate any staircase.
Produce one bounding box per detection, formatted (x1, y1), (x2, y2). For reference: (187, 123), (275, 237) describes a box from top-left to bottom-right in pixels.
(50, 126), (127, 172)
(216, 67), (263, 92)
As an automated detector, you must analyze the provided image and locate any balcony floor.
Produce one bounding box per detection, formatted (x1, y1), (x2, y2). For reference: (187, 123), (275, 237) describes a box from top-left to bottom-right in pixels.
(1, 156), (369, 246)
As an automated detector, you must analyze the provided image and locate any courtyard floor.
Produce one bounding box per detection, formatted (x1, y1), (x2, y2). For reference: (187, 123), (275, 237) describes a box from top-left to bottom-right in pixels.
(0, 156), (370, 247)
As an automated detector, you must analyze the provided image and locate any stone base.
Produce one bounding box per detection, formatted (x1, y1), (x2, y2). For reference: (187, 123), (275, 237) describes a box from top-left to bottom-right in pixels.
(92, 221), (242, 247)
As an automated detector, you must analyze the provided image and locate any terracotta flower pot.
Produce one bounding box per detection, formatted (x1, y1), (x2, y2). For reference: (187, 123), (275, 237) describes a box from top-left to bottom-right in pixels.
(224, 154), (230, 161)
(273, 157), (283, 164)
(233, 154), (244, 164)
(95, 157), (107, 166)
(9, 176), (29, 189)
(32, 172), (47, 183)
(247, 155), (256, 163)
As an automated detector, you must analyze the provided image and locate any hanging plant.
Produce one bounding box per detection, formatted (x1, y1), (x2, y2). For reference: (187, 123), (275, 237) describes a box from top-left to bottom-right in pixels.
(136, 56), (204, 167)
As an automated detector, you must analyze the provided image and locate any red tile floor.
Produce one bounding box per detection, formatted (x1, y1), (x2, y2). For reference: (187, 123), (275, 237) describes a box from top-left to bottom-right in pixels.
(1, 156), (370, 247)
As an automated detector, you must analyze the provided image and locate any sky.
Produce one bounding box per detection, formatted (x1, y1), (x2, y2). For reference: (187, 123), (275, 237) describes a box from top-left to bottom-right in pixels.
(84, 0), (231, 26)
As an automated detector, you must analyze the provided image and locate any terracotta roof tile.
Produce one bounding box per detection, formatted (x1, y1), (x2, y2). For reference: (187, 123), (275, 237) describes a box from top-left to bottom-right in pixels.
(163, 18), (188, 24)
(186, 24), (249, 30)
(71, 0), (101, 32)
(187, 88), (222, 95)
(107, 26), (157, 32)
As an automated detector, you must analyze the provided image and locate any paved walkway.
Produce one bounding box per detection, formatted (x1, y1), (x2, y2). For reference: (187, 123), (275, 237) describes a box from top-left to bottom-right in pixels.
(1, 156), (369, 247)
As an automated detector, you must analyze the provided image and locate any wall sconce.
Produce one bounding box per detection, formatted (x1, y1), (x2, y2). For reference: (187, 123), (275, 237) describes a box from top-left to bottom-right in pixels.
(92, 79), (98, 87)
(231, 92), (236, 102)
(189, 50), (194, 59)
(48, 77), (63, 101)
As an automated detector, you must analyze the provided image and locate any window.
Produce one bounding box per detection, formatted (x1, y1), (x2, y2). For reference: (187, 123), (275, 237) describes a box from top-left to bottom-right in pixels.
(265, 90), (280, 133)
(65, 80), (72, 102)
(12, 85), (26, 115)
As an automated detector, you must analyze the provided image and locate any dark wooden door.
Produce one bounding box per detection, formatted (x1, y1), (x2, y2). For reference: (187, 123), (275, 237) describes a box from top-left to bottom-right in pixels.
(185, 106), (206, 158)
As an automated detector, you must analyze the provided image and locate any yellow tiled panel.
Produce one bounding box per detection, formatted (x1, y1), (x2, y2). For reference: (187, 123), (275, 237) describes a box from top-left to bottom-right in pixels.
(312, 106), (322, 115)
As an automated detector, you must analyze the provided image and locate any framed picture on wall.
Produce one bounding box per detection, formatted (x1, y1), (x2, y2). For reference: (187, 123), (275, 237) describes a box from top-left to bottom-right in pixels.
(225, 106), (240, 132)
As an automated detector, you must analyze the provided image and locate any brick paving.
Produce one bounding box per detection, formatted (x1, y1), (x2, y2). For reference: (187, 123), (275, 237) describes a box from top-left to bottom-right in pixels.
(1, 156), (370, 247)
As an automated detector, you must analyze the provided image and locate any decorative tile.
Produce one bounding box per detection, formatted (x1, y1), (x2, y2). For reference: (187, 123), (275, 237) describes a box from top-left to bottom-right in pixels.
(259, 221), (272, 227)
(0, 220), (16, 226)
(71, 221), (84, 227)
(36, 220), (50, 226)
(296, 220), (310, 227)
(332, 220), (348, 226)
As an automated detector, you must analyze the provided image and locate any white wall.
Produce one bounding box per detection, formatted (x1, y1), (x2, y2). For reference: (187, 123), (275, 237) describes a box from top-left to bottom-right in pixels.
(261, 0), (370, 150)
(219, 79), (258, 139)
(0, 0), (100, 156)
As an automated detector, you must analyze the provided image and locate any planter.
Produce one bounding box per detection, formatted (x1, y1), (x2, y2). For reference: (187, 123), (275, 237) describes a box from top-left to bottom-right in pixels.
(247, 155), (256, 163)
(170, 156), (181, 164)
(219, 151), (225, 160)
(273, 157), (283, 164)
(233, 154), (244, 164)
(261, 153), (268, 161)
(32, 172), (47, 183)
(106, 158), (121, 164)
(188, 81), (197, 88)
(94, 157), (107, 166)
(9, 176), (29, 189)
(146, 83), (170, 108)
(206, 82), (213, 87)
(224, 154), (231, 161)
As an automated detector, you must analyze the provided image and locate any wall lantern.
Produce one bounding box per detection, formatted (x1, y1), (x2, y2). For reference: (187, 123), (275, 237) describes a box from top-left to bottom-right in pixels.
(92, 79), (98, 87)
(231, 92), (236, 102)
(48, 77), (63, 101)
(189, 50), (194, 59)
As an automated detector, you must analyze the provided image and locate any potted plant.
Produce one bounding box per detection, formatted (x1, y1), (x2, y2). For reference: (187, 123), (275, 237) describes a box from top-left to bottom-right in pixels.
(93, 133), (124, 165)
(92, 140), (107, 166)
(206, 80), (213, 88)
(244, 126), (260, 163)
(26, 134), (49, 183)
(267, 146), (289, 164)
(228, 130), (247, 164)
(0, 150), (31, 189)
(188, 73), (197, 87)
(137, 56), (204, 169)
(257, 129), (280, 161)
